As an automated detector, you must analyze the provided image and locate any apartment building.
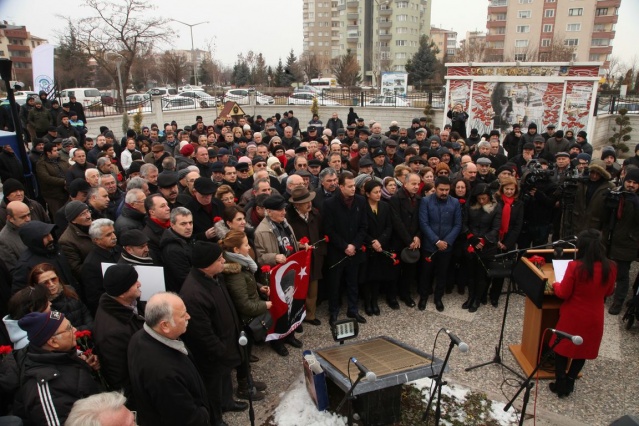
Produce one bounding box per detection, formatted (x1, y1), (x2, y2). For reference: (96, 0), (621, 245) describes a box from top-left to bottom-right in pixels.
(485, 0), (620, 66)
(0, 22), (48, 87)
(429, 27), (458, 62)
(303, 0), (432, 85)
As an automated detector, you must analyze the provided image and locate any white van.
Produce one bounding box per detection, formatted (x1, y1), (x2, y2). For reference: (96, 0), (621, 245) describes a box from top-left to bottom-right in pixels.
(59, 88), (102, 106)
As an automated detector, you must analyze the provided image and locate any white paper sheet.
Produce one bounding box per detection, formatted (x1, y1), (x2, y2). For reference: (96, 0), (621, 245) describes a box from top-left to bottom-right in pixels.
(101, 263), (166, 301)
(552, 260), (571, 283)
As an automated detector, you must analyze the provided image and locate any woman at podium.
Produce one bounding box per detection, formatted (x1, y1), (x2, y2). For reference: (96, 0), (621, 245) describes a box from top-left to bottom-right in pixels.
(549, 229), (616, 397)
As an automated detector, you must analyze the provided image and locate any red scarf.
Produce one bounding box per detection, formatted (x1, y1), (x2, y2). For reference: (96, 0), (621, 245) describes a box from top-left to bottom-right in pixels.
(499, 194), (514, 241)
(150, 217), (171, 229)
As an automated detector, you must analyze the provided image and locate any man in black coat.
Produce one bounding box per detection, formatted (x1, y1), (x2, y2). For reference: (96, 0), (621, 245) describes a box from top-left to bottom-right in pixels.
(160, 207), (195, 293)
(114, 188), (146, 238)
(180, 241), (249, 424)
(312, 167), (339, 212)
(80, 218), (120, 314)
(0, 144), (24, 184)
(11, 221), (77, 293)
(128, 292), (213, 426)
(185, 177), (224, 241)
(323, 171), (368, 326)
(93, 264), (144, 408)
(142, 194), (171, 264)
(68, 95), (87, 124)
(388, 173), (422, 308)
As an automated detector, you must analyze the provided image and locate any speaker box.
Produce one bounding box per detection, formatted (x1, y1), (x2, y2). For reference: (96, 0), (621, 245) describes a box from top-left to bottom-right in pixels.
(610, 415), (639, 426)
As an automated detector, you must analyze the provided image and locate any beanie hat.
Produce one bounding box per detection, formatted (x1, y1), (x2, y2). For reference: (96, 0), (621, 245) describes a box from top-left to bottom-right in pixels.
(68, 178), (91, 197)
(577, 131), (587, 138)
(576, 153), (591, 162)
(127, 161), (142, 176)
(103, 264), (139, 297)
(191, 241), (223, 269)
(18, 311), (65, 347)
(2, 178), (25, 197)
(527, 122), (537, 129)
(625, 168), (639, 183)
(180, 144), (195, 157)
(601, 148), (616, 160)
(65, 201), (89, 222)
(554, 130), (564, 138)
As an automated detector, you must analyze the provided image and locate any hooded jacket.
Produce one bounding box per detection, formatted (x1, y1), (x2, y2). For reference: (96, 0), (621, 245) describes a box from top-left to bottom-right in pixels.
(160, 228), (195, 293)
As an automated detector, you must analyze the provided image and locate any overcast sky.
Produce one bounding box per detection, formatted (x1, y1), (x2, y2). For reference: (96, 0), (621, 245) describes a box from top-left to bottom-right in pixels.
(1, 0), (637, 69)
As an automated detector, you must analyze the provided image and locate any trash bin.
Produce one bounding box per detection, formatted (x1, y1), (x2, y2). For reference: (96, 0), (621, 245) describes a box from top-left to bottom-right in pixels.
(352, 97), (359, 106)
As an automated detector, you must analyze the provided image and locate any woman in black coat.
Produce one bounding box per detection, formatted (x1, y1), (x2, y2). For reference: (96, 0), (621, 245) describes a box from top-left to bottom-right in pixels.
(447, 178), (471, 295)
(463, 183), (502, 312)
(362, 180), (394, 316)
(486, 177), (524, 306)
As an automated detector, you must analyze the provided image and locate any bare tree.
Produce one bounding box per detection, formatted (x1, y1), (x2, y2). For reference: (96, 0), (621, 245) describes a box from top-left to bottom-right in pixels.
(538, 36), (576, 62)
(300, 53), (323, 82)
(331, 49), (361, 91)
(161, 51), (190, 90)
(65, 0), (173, 99)
(454, 37), (487, 62)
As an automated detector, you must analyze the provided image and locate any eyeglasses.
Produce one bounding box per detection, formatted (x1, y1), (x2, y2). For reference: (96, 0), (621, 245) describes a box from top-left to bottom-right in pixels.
(52, 322), (74, 338)
(37, 276), (59, 286)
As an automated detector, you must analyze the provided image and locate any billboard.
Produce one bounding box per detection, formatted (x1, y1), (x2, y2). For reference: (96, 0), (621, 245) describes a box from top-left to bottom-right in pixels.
(32, 44), (55, 94)
(380, 72), (408, 96)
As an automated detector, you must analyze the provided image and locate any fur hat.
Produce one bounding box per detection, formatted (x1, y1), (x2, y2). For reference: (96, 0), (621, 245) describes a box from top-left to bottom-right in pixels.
(588, 160), (611, 180)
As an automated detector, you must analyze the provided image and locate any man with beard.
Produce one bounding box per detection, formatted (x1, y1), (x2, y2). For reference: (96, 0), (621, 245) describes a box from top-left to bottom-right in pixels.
(157, 171), (188, 209)
(36, 142), (70, 217)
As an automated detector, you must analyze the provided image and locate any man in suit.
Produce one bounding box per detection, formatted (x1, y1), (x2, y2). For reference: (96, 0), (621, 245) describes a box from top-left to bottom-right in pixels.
(312, 167), (339, 212)
(323, 171), (368, 326)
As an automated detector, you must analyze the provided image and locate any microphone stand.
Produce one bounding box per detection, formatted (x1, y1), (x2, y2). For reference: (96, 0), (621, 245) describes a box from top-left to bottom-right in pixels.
(335, 368), (365, 426)
(422, 339), (455, 425)
(504, 335), (565, 426)
(239, 332), (255, 426)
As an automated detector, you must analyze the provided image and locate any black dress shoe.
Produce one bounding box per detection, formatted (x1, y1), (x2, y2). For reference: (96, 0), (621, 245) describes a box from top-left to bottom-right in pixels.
(469, 300), (479, 313)
(435, 300), (444, 312)
(462, 299), (471, 310)
(491, 299), (499, 308)
(347, 313), (367, 323)
(295, 324), (304, 333)
(222, 400), (248, 412)
(303, 318), (322, 326)
(364, 303), (374, 316)
(271, 341), (289, 357)
(418, 298), (427, 311)
(285, 335), (303, 348)
(402, 297), (416, 308)
(372, 301), (380, 316)
(387, 299), (400, 310)
(249, 354), (260, 363)
(213, 420), (229, 426)
(329, 315), (337, 327)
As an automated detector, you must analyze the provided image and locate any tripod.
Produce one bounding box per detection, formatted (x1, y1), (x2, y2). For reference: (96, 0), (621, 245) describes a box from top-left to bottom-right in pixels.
(335, 371), (364, 426)
(238, 331), (256, 426)
(504, 336), (563, 426)
(421, 339), (456, 424)
(465, 252), (524, 380)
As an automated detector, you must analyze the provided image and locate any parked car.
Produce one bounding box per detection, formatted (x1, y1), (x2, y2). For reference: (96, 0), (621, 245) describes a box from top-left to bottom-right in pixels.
(145, 87), (178, 97)
(179, 91), (219, 108)
(223, 89), (274, 105)
(100, 91), (115, 106)
(12, 91), (38, 105)
(178, 85), (204, 93)
(293, 85), (323, 96)
(125, 94), (150, 108)
(287, 92), (340, 106)
(367, 95), (411, 107)
(161, 96), (195, 111)
(59, 88), (102, 106)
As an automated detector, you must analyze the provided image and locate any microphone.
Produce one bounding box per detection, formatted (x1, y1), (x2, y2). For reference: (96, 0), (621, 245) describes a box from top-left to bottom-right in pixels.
(550, 329), (583, 345)
(238, 331), (248, 346)
(444, 329), (469, 353)
(350, 357), (377, 381)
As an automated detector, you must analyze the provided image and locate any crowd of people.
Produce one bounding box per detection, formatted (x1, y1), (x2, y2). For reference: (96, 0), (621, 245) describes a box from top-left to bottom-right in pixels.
(0, 95), (638, 425)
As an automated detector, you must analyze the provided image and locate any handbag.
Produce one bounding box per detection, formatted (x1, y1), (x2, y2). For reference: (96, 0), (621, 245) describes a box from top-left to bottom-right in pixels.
(246, 311), (273, 342)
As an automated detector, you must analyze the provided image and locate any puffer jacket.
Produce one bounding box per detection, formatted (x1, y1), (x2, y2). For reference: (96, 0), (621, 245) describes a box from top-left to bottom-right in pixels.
(465, 201), (502, 257)
(27, 106), (52, 133)
(222, 258), (268, 324)
(50, 290), (93, 331)
(160, 228), (195, 293)
(13, 345), (102, 426)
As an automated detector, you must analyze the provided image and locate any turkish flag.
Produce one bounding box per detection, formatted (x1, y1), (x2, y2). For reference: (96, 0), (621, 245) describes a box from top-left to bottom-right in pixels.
(265, 249), (311, 342)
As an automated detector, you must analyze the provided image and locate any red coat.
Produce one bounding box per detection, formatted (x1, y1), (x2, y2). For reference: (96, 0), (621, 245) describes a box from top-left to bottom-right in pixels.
(551, 260), (616, 359)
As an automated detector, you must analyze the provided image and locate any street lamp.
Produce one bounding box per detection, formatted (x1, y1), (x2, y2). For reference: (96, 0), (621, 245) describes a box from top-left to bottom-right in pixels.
(172, 19), (209, 86)
(106, 52), (128, 134)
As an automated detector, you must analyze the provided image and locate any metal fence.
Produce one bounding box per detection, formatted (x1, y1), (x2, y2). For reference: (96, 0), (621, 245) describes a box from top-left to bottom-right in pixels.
(84, 98), (153, 118)
(598, 96), (639, 115)
(275, 91), (445, 108)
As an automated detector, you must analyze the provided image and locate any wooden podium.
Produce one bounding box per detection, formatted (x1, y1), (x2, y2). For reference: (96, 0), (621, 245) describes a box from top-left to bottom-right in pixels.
(509, 250), (575, 379)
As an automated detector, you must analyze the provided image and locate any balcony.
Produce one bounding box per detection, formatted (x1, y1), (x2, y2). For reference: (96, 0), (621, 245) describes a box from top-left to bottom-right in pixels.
(347, 0), (359, 7)
(7, 44), (30, 52)
(379, 8), (392, 16)
(596, 0), (621, 8)
(347, 31), (359, 41)
(379, 19), (392, 28)
(594, 15), (618, 24)
(486, 34), (505, 42)
(589, 46), (613, 55)
(488, 5), (507, 14)
(378, 32), (392, 41)
(486, 21), (507, 29)
(4, 29), (28, 39)
(592, 30), (615, 39)
(489, 0), (508, 6)
(10, 57), (31, 63)
(347, 12), (359, 20)
(347, 24), (359, 32)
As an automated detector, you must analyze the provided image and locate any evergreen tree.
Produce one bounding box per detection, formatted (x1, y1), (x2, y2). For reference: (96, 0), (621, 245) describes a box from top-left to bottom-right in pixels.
(55, 26), (91, 89)
(232, 60), (251, 87)
(281, 49), (301, 87)
(405, 35), (439, 91)
(253, 53), (268, 86)
(274, 59), (286, 87)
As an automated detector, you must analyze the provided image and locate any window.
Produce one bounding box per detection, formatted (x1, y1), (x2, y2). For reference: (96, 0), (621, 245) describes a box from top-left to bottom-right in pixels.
(514, 53), (527, 61)
(495, 27), (506, 34)
(490, 0), (508, 6)
(544, 9), (554, 17)
(397, 14), (408, 21)
(593, 24), (605, 32)
(592, 38), (609, 46)
(395, 52), (407, 59)
(496, 13), (507, 21)
(519, 0), (532, 3)
(0, 51), (4, 57)
(596, 8), (608, 16)
(515, 39), (529, 47)
(516, 25), (530, 33)
(447, 49), (456, 55)
(492, 41), (504, 48)
(541, 38), (551, 47)
(543, 24), (553, 32)
(589, 54), (601, 61)
(564, 38), (579, 46)
(395, 40), (407, 46)
(568, 8), (583, 16)
(566, 23), (581, 32)
(518, 10), (531, 18)
(396, 1), (409, 7)
(396, 27), (408, 34)
(545, 0), (556, 2)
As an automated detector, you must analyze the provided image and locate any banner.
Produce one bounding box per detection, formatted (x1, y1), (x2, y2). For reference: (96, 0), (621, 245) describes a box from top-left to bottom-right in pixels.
(381, 72), (408, 96)
(32, 44), (55, 94)
(265, 249), (311, 342)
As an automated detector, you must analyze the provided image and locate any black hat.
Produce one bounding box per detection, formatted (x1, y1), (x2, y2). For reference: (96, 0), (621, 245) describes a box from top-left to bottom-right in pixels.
(625, 168), (639, 183)
(103, 264), (139, 297)
(528, 122), (537, 129)
(372, 148), (385, 158)
(358, 156), (373, 167)
(427, 149), (440, 159)
(308, 159), (322, 167)
(356, 118), (365, 122)
(263, 194), (287, 210)
(294, 169), (312, 178)
(385, 139), (398, 147)
(400, 247), (420, 264)
(568, 142), (582, 152)
(577, 130), (587, 138)
(48, 125), (57, 132)
(547, 124), (556, 129)
(522, 142), (535, 150)
(412, 118), (420, 124)
(193, 177), (217, 195)
(295, 146), (308, 154)
(337, 129), (345, 135)
(157, 172), (178, 188)
(496, 164), (516, 175)
(211, 162), (225, 173)
(192, 241), (223, 269)
(554, 130), (564, 138)
(252, 156), (266, 165)
(2, 178), (24, 197)
(358, 128), (371, 135)
(120, 229), (149, 247)
(127, 161), (142, 176)
(307, 126), (317, 132)
(346, 124), (356, 130)
(555, 152), (570, 158)
(471, 183), (491, 198)
(389, 125), (399, 131)
(208, 148), (218, 158)
(236, 162), (250, 172)
(69, 178), (91, 197)
(64, 201), (89, 222)
(18, 311), (65, 347)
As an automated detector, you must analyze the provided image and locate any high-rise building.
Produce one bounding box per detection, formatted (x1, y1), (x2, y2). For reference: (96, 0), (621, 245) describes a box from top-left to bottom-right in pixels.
(429, 27), (458, 62)
(0, 22), (48, 87)
(485, 0), (620, 66)
(303, 0), (432, 85)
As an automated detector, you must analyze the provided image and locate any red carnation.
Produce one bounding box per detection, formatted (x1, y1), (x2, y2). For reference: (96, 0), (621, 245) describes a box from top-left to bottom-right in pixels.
(83, 348), (93, 356)
(286, 245), (294, 252)
(424, 256), (432, 263)
(213, 216), (222, 223)
(466, 233), (474, 240)
(324, 235), (330, 243)
(458, 199), (466, 205)
(0, 345), (12, 356)
(391, 253), (397, 259)
(393, 259), (400, 266)
(467, 245), (475, 254)
(299, 237), (310, 245)
(361, 245), (367, 252)
(234, 198), (238, 203)
(261, 265), (271, 274)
